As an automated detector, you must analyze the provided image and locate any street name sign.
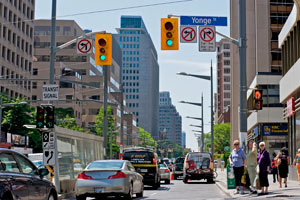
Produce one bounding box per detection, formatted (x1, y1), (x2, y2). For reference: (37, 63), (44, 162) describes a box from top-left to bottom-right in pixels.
(77, 39), (92, 54)
(180, 26), (197, 43)
(199, 26), (216, 52)
(43, 132), (55, 149)
(180, 16), (227, 26)
(42, 85), (59, 101)
(43, 149), (55, 165)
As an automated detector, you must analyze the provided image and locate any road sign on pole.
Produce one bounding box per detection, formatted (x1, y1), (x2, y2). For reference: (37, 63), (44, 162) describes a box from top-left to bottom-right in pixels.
(43, 132), (55, 149)
(42, 85), (59, 101)
(180, 16), (227, 26)
(43, 149), (55, 165)
(199, 26), (216, 52)
(180, 26), (197, 43)
(77, 39), (92, 54)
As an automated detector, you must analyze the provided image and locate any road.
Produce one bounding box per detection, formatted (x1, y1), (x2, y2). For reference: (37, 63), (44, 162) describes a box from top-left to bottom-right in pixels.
(68, 179), (228, 200)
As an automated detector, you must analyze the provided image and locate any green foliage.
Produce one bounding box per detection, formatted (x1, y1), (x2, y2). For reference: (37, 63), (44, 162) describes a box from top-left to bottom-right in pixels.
(157, 140), (185, 158)
(204, 123), (230, 154)
(138, 127), (156, 147)
(57, 114), (86, 132)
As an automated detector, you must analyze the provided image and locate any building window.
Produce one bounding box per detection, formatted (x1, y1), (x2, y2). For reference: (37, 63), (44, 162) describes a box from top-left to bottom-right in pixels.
(32, 95), (37, 100)
(33, 68), (38, 75)
(224, 60), (230, 65)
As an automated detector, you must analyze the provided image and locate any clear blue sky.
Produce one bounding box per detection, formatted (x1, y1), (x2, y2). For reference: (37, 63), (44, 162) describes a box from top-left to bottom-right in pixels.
(35, 0), (230, 151)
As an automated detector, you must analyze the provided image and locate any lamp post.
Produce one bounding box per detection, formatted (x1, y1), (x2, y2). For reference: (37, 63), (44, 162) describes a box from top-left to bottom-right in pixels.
(177, 60), (214, 155)
(179, 99), (204, 152)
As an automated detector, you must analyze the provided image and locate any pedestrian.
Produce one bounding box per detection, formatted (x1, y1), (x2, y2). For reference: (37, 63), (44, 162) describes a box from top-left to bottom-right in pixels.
(246, 141), (257, 194)
(257, 141), (271, 195)
(292, 148), (300, 184)
(229, 140), (246, 195)
(276, 147), (289, 188)
(271, 152), (278, 183)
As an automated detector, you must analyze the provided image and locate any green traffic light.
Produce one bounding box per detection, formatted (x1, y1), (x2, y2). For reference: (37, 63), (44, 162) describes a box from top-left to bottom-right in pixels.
(167, 40), (173, 46)
(100, 55), (106, 61)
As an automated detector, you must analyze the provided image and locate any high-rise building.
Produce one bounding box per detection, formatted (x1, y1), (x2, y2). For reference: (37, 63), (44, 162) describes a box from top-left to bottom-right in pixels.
(114, 16), (159, 139)
(182, 131), (186, 148)
(0, 0), (35, 99)
(159, 92), (182, 145)
(230, 0), (292, 150)
(216, 39), (231, 124)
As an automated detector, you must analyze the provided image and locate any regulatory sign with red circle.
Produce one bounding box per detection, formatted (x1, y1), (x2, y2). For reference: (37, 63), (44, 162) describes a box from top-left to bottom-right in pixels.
(77, 39), (92, 54)
(180, 25), (197, 43)
(200, 27), (215, 42)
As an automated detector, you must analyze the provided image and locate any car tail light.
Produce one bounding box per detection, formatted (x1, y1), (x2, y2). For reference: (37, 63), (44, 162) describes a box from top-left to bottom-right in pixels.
(108, 171), (126, 179)
(165, 169), (169, 173)
(77, 172), (92, 179)
(153, 157), (156, 165)
(175, 165), (177, 169)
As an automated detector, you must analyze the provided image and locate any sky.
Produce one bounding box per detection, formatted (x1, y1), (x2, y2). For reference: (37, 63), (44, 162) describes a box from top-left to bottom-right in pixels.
(35, 0), (230, 151)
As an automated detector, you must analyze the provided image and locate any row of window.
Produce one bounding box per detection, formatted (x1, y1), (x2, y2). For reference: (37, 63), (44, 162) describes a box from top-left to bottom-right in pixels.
(124, 82), (139, 87)
(0, 0), (34, 21)
(120, 43), (140, 49)
(127, 103), (139, 108)
(123, 69), (139, 74)
(34, 26), (79, 37)
(122, 56), (140, 62)
(36, 55), (87, 62)
(120, 36), (140, 42)
(122, 76), (139, 81)
(34, 41), (76, 49)
(1, 47), (32, 71)
(122, 51), (140, 55)
(126, 94), (139, 99)
(125, 88), (139, 93)
(123, 63), (140, 68)
(0, 67), (31, 89)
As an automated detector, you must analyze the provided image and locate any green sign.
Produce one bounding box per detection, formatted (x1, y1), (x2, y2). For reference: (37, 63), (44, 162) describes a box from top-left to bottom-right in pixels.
(227, 165), (236, 189)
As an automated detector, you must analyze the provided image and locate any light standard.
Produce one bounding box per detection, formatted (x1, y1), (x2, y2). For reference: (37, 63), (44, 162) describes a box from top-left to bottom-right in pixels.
(0, 97), (28, 142)
(179, 99), (204, 152)
(177, 61), (214, 155)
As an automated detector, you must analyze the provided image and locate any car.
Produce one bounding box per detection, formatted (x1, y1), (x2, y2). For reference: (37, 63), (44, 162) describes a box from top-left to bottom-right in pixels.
(75, 160), (144, 200)
(122, 147), (161, 189)
(159, 163), (171, 184)
(0, 148), (58, 200)
(32, 160), (43, 167)
(173, 157), (185, 180)
(183, 152), (215, 183)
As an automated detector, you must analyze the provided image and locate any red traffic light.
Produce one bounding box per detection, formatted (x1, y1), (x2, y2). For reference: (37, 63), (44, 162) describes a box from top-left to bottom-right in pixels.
(98, 39), (106, 46)
(165, 22), (173, 31)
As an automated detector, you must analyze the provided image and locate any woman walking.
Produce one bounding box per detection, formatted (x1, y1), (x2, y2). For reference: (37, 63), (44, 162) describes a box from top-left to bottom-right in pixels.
(292, 149), (300, 184)
(229, 140), (246, 195)
(246, 141), (257, 194)
(276, 147), (289, 188)
(257, 142), (271, 195)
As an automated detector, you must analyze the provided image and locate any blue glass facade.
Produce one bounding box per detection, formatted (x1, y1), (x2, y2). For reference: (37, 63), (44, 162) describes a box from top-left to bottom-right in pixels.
(121, 16), (148, 33)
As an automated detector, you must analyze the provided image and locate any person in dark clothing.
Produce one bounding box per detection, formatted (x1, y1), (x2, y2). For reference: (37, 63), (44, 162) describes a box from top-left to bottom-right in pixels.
(271, 152), (278, 183)
(276, 147), (289, 188)
(257, 142), (271, 195)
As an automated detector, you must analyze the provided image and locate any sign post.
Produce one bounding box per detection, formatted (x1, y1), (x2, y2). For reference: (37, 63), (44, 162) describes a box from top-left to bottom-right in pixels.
(199, 26), (216, 52)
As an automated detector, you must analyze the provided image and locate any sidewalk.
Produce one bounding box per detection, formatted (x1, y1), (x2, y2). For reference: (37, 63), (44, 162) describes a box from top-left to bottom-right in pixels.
(215, 169), (300, 199)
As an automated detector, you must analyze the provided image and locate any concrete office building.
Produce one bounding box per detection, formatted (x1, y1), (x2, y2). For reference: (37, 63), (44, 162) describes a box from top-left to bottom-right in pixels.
(114, 15), (159, 139)
(159, 92), (182, 145)
(0, 0), (35, 99)
(230, 0), (293, 149)
(278, 1), (300, 180)
(182, 131), (186, 148)
(216, 39), (231, 124)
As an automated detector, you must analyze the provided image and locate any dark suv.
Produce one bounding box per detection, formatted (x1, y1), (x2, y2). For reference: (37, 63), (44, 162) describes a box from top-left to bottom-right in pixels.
(183, 152), (214, 183)
(173, 157), (184, 179)
(122, 147), (160, 189)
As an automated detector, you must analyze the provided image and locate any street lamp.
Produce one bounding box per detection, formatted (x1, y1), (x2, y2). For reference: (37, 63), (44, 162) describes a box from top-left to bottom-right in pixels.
(177, 60), (214, 155)
(190, 124), (203, 129)
(186, 116), (202, 121)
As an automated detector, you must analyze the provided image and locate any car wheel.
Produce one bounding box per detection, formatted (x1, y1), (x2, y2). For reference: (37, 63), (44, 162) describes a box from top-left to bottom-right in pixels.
(207, 178), (215, 183)
(76, 195), (86, 200)
(48, 192), (56, 200)
(165, 179), (170, 184)
(183, 177), (188, 184)
(124, 183), (133, 200)
(136, 183), (144, 198)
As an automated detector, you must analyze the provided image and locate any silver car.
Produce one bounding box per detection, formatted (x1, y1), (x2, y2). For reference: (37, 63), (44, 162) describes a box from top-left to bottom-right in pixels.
(159, 163), (171, 184)
(75, 160), (144, 200)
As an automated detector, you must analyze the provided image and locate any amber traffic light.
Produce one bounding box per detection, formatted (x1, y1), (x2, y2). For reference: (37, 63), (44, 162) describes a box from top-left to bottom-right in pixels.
(253, 89), (263, 110)
(95, 34), (112, 65)
(161, 18), (179, 50)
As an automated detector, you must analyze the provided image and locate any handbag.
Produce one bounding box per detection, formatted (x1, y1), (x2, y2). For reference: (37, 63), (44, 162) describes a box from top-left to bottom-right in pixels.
(255, 175), (261, 190)
(256, 150), (265, 174)
(256, 165), (260, 174)
(275, 158), (281, 167)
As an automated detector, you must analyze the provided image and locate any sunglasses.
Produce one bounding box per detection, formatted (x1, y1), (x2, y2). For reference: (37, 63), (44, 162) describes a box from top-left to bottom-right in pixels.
(234, 144), (239, 146)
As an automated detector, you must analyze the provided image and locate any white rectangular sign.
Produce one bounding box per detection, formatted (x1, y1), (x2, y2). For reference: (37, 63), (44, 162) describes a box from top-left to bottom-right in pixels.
(43, 149), (55, 165)
(199, 26), (216, 52)
(42, 85), (59, 101)
(43, 132), (55, 149)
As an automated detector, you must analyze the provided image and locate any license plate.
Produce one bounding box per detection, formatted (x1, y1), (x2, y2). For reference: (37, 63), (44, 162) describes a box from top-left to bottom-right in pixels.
(140, 169), (148, 172)
(95, 187), (104, 193)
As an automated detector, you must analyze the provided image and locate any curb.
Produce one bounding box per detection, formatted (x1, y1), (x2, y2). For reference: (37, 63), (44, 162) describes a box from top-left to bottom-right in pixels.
(215, 181), (233, 198)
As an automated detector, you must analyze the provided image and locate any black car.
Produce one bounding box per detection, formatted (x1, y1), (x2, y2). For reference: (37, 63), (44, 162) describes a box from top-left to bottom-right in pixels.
(0, 148), (58, 200)
(173, 157), (184, 180)
(122, 147), (160, 189)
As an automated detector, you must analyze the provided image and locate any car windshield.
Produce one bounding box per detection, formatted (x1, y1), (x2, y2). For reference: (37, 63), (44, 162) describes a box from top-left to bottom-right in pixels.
(123, 151), (154, 164)
(163, 159), (170, 164)
(160, 164), (167, 168)
(175, 157), (184, 164)
(87, 161), (124, 170)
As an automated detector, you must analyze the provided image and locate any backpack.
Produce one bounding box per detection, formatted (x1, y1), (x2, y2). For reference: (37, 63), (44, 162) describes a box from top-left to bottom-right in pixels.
(271, 160), (276, 169)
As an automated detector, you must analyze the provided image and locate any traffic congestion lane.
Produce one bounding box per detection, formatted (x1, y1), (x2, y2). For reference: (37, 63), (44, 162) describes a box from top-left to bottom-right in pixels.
(71, 179), (228, 200)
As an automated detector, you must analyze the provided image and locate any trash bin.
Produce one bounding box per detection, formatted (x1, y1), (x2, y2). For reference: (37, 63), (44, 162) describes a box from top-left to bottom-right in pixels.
(227, 164), (236, 189)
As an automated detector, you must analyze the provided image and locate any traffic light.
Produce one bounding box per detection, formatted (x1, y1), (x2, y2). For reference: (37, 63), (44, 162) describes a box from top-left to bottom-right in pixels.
(36, 106), (44, 128)
(253, 89), (263, 110)
(161, 18), (179, 50)
(45, 106), (55, 128)
(95, 34), (112, 65)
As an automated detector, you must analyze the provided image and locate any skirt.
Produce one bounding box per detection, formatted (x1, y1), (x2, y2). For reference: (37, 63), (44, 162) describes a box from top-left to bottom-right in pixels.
(259, 172), (269, 187)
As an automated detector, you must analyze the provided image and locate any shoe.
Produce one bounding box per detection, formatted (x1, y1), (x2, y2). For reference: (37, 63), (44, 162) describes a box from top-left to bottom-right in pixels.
(273, 180), (276, 183)
(257, 192), (265, 196)
(251, 191), (257, 194)
(239, 190), (245, 195)
(234, 190), (239, 195)
(264, 192), (269, 195)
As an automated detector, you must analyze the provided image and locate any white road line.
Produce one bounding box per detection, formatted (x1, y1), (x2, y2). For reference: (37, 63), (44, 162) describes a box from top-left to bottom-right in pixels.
(150, 192), (157, 196)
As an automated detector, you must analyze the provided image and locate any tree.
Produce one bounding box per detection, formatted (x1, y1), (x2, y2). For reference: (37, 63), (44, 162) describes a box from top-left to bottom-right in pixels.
(57, 114), (85, 132)
(138, 127), (157, 147)
(157, 140), (185, 158)
(204, 123), (230, 154)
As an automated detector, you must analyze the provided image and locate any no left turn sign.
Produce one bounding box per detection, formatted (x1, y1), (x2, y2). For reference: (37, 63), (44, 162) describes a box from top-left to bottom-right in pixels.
(77, 39), (92, 54)
(180, 26), (197, 43)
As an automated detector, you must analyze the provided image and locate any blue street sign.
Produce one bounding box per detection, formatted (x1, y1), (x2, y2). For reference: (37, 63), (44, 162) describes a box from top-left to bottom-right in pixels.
(180, 16), (228, 26)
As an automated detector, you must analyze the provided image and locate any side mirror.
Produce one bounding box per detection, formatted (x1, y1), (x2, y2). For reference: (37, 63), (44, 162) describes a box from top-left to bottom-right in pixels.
(39, 168), (49, 177)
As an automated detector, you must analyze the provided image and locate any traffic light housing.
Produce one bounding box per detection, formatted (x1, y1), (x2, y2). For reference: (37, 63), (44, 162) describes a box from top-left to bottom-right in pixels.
(36, 106), (44, 128)
(95, 34), (112, 65)
(45, 106), (55, 128)
(161, 18), (179, 50)
(253, 89), (263, 110)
